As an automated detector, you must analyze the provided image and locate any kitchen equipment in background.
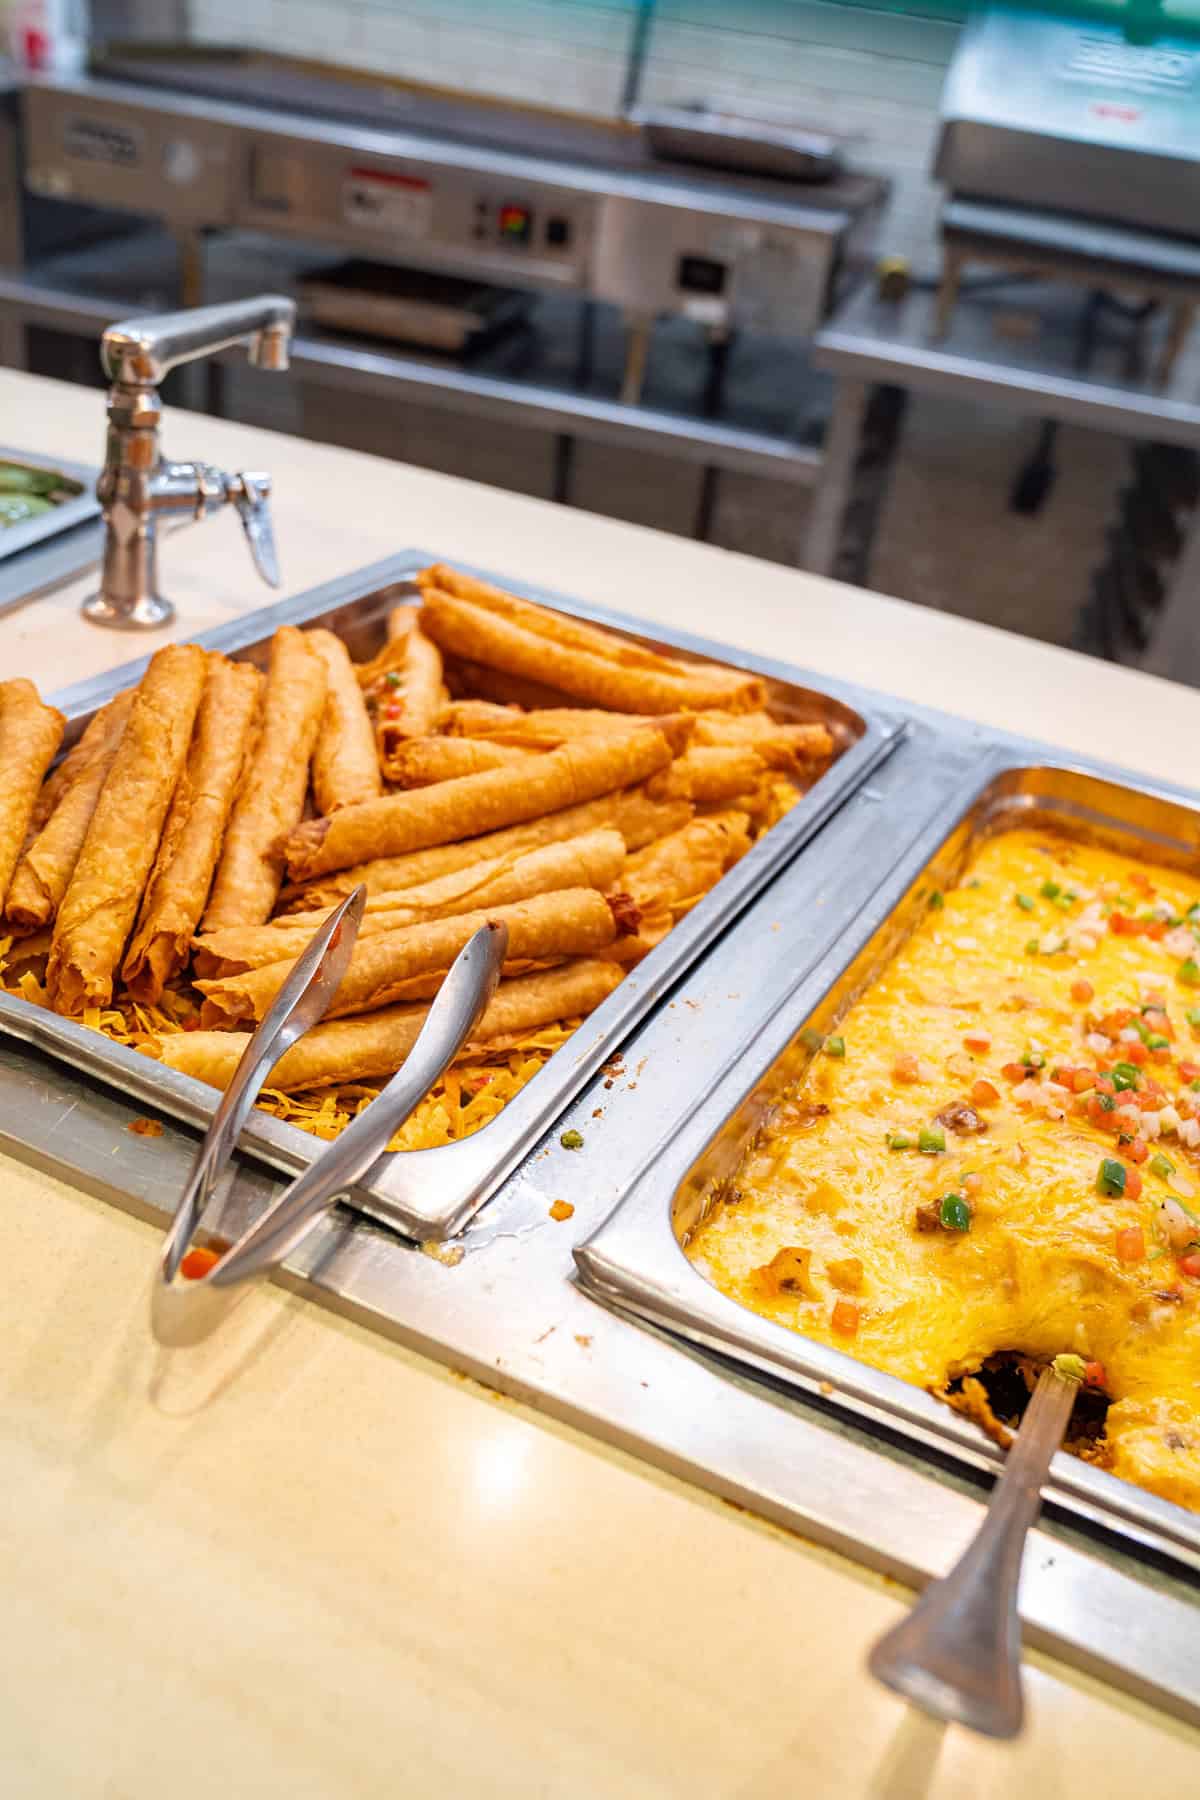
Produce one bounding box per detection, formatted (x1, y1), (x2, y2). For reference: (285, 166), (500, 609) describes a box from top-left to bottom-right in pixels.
(931, 7), (1200, 377)
(635, 103), (848, 183)
(0, 444), (101, 615)
(18, 50), (884, 402)
(85, 293), (294, 629)
(299, 261), (532, 355)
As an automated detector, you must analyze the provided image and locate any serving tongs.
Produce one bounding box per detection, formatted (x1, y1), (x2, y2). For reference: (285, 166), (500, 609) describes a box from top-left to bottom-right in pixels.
(152, 887), (508, 1345)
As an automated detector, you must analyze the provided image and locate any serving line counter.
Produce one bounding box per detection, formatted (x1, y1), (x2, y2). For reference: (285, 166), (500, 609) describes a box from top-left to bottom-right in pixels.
(3, 369), (1200, 1795)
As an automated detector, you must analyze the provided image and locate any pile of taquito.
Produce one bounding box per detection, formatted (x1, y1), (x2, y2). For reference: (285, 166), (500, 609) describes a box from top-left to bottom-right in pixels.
(0, 567), (835, 1149)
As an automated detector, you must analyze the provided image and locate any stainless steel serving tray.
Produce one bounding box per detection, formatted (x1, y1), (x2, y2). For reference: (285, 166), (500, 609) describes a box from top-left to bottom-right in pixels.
(20, 549), (903, 1242)
(0, 445), (99, 561)
(577, 753), (1200, 1574)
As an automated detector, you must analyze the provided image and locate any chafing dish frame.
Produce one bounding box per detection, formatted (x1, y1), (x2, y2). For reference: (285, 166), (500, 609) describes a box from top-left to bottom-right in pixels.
(17, 548), (903, 1242)
(577, 754), (1200, 1574)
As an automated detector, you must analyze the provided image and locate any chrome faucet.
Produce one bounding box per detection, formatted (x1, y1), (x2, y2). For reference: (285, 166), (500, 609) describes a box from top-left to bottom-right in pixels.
(83, 294), (297, 630)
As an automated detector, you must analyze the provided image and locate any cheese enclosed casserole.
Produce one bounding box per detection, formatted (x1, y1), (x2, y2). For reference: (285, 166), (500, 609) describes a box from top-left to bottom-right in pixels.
(687, 827), (1200, 1513)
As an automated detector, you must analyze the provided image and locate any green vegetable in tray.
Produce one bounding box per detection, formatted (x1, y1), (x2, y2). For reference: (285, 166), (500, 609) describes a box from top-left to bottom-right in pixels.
(0, 494), (55, 528)
(0, 462), (60, 497)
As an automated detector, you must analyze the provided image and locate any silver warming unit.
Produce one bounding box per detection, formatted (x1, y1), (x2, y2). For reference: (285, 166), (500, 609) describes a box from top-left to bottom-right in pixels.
(931, 7), (1200, 373)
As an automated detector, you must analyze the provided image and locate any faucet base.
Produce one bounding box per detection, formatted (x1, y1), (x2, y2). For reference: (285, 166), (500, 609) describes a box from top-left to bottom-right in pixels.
(80, 589), (176, 630)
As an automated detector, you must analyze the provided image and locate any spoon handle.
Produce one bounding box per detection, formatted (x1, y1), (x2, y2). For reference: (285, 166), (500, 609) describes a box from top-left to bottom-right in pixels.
(868, 1367), (1076, 1739)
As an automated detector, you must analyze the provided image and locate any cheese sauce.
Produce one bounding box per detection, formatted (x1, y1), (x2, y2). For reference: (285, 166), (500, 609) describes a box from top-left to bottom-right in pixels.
(687, 828), (1200, 1512)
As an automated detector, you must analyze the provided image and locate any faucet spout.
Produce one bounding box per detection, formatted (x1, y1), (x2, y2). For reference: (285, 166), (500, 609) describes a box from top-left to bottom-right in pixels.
(101, 295), (296, 388)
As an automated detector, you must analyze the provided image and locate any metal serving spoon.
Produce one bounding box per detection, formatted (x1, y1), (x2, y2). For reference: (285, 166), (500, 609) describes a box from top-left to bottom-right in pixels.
(867, 1364), (1078, 1738)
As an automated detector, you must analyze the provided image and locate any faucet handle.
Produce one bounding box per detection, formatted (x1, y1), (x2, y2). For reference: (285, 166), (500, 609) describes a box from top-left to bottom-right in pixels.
(226, 471), (280, 589)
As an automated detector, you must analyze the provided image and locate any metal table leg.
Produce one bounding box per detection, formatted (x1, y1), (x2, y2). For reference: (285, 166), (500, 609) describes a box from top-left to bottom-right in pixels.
(804, 375), (868, 576)
(1141, 501), (1200, 685)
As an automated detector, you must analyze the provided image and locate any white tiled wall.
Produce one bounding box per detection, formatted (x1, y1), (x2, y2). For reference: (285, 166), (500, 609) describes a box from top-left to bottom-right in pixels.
(185, 0), (962, 262)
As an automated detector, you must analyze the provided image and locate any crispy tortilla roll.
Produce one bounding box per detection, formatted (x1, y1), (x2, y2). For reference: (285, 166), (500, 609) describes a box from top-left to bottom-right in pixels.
(441, 703), (694, 756)
(198, 885), (620, 1026)
(284, 727), (673, 881)
(691, 710), (835, 771)
(649, 746), (765, 806)
(421, 585), (762, 716)
(279, 788), (691, 912)
(0, 680), (65, 909)
(46, 644), (207, 1014)
(357, 607), (444, 751)
(420, 563), (761, 705)
(309, 630), (382, 814)
(623, 812), (752, 914)
(196, 830), (627, 975)
(203, 627), (326, 930)
(147, 958), (623, 1092)
(442, 655), (579, 711)
(6, 690), (133, 931)
(384, 735), (539, 787)
(121, 656), (263, 1004)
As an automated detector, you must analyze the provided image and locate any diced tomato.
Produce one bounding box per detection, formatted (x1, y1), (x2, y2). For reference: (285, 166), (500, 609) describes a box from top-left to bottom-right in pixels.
(1125, 1169), (1144, 1200)
(1179, 1253), (1200, 1280)
(1094, 1074), (1115, 1095)
(893, 1053), (921, 1084)
(963, 1031), (991, 1053)
(1144, 920), (1168, 942)
(384, 701), (402, 719)
(1109, 913), (1139, 937)
(1071, 979), (1094, 1004)
(1115, 1227), (1145, 1263)
(1127, 1138), (1149, 1164)
(830, 1298), (860, 1337)
(1136, 1090), (1163, 1112)
(1086, 1095), (1116, 1128)
(963, 1172), (983, 1196)
(1083, 1360), (1107, 1389)
(1130, 872), (1155, 894)
(1070, 1068), (1096, 1094)
(1099, 1010), (1134, 1035)
(1124, 1040), (1148, 1066)
(1180, 1061), (1200, 1082)
(180, 1246), (220, 1281)
(971, 1078), (1000, 1106)
(1001, 1062), (1028, 1084)
(1143, 1008), (1172, 1036)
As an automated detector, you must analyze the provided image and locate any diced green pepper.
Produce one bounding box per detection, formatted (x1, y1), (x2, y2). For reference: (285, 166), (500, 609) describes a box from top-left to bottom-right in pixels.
(1145, 1033), (1170, 1051)
(1040, 880), (1061, 900)
(559, 1129), (584, 1150)
(384, 669), (403, 688)
(1022, 1047), (1046, 1070)
(1097, 1093), (1116, 1112)
(1186, 1007), (1200, 1027)
(887, 1131), (913, 1150)
(1111, 1062), (1141, 1091)
(1052, 1353), (1087, 1383)
(1150, 1152), (1176, 1180)
(1097, 1157), (1127, 1197)
(918, 1126), (946, 1155)
(938, 1193), (971, 1232)
(800, 1027), (824, 1052)
(1015, 893), (1036, 912)
(927, 890), (944, 910)
(1025, 938), (1039, 955)
(823, 1035), (845, 1058)
(1052, 892), (1075, 911)
(1179, 958), (1200, 987)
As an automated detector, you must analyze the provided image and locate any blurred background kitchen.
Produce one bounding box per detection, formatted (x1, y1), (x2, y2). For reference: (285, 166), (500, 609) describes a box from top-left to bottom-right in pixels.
(3, 0), (1199, 675)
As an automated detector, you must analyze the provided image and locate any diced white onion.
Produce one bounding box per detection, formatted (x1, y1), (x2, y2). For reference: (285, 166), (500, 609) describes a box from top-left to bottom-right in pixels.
(1159, 1104), (1182, 1135)
(1164, 926), (1198, 959)
(1119, 1027), (1141, 1044)
(1160, 1197), (1197, 1250)
(1013, 1079), (1041, 1105)
(1086, 1032), (1112, 1055)
(1182, 1118), (1200, 1149)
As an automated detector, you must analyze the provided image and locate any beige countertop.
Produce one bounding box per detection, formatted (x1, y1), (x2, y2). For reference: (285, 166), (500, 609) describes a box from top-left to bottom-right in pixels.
(2, 369), (1199, 1796)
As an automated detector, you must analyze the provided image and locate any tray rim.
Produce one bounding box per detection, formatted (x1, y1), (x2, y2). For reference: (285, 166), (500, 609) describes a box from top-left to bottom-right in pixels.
(25, 548), (905, 1241)
(576, 745), (1200, 1575)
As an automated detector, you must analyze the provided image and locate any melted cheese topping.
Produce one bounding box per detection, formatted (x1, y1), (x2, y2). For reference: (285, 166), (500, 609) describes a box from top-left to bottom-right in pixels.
(688, 828), (1200, 1513)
